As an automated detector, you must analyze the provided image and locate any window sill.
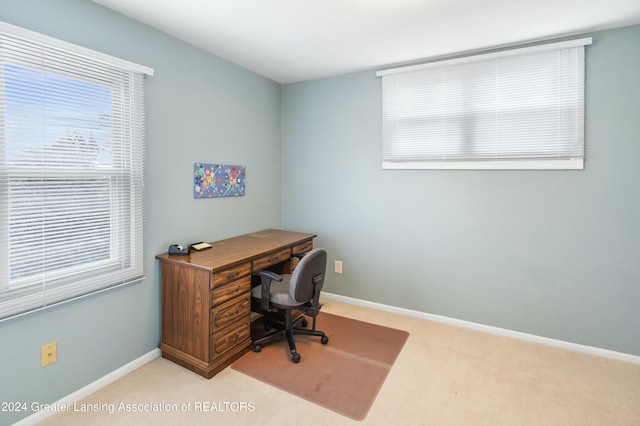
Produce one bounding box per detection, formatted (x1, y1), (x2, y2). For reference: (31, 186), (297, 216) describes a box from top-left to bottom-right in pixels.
(382, 158), (584, 170)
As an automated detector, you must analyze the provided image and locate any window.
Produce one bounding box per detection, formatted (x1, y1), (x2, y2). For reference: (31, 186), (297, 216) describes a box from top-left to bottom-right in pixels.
(377, 38), (592, 170)
(0, 22), (153, 320)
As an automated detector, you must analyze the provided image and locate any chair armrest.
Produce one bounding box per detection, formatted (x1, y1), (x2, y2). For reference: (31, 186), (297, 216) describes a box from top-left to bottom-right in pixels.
(252, 270), (282, 311)
(252, 270), (282, 282)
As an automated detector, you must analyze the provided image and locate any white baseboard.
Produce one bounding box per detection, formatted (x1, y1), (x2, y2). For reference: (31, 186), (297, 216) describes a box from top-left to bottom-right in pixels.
(322, 292), (640, 365)
(15, 348), (161, 425)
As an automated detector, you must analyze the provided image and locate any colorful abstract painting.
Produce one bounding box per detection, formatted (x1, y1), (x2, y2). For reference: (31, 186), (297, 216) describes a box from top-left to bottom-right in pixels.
(194, 163), (246, 198)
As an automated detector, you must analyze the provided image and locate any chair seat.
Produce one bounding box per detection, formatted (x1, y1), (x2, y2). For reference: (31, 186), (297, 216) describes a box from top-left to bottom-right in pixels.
(251, 275), (304, 308)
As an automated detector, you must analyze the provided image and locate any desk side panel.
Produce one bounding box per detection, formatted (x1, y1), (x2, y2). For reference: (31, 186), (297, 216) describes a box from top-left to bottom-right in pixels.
(161, 262), (210, 361)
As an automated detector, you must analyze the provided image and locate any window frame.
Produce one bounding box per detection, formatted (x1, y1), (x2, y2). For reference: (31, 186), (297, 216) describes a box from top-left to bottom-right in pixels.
(0, 21), (153, 321)
(377, 38), (592, 170)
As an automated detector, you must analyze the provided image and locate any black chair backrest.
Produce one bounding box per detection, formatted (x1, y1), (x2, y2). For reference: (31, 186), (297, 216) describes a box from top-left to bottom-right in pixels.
(290, 248), (327, 304)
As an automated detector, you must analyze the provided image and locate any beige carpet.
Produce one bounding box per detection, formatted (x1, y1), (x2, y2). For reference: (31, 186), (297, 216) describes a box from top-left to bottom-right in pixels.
(38, 298), (640, 425)
(231, 313), (409, 420)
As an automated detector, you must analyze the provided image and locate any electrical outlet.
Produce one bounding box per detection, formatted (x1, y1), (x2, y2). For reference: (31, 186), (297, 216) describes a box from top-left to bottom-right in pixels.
(41, 342), (57, 367)
(334, 260), (343, 274)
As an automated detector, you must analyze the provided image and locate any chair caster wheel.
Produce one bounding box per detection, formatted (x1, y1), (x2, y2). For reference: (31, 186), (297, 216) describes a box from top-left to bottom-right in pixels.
(253, 344), (262, 353)
(292, 352), (301, 363)
(300, 318), (308, 327)
(321, 336), (329, 344)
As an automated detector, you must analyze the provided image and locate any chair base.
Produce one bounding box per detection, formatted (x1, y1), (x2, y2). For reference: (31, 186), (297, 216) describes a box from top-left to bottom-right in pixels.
(252, 312), (328, 363)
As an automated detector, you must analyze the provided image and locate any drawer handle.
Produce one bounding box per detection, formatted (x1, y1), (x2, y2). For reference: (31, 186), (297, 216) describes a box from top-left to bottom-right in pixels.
(226, 285), (241, 296)
(226, 308), (241, 317)
(225, 332), (241, 344)
(226, 270), (240, 280)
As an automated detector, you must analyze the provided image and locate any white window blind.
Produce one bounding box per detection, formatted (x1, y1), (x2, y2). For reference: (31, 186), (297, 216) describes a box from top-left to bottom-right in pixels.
(0, 22), (153, 320)
(377, 38), (592, 170)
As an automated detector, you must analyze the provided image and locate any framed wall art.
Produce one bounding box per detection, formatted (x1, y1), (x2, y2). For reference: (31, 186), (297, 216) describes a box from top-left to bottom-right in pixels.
(194, 163), (246, 198)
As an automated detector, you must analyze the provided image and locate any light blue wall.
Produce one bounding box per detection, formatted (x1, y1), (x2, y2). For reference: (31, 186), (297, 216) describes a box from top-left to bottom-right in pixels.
(281, 25), (640, 356)
(1, 1), (638, 423)
(0, 1), (281, 424)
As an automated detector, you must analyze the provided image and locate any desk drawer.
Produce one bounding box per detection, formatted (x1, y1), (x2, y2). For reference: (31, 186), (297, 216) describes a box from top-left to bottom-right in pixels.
(211, 295), (250, 329)
(292, 240), (313, 255)
(212, 262), (251, 289)
(211, 276), (250, 307)
(210, 321), (250, 358)
(253, 248), (291, 271)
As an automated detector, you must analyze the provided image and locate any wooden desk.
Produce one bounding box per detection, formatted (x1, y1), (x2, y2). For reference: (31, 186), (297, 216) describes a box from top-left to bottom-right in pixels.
(156, 229), (316, 378)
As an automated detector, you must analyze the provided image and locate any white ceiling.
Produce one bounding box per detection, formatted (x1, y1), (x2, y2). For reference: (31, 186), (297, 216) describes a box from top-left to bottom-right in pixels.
(93, 0), (640, 84)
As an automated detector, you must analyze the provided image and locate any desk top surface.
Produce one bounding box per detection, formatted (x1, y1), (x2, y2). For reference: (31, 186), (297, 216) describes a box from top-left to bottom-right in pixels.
(155, 229), (316, 272)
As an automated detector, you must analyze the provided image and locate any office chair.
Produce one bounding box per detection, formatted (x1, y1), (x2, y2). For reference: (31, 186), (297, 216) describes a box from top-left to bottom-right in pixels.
(251, 248), (329, 363)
